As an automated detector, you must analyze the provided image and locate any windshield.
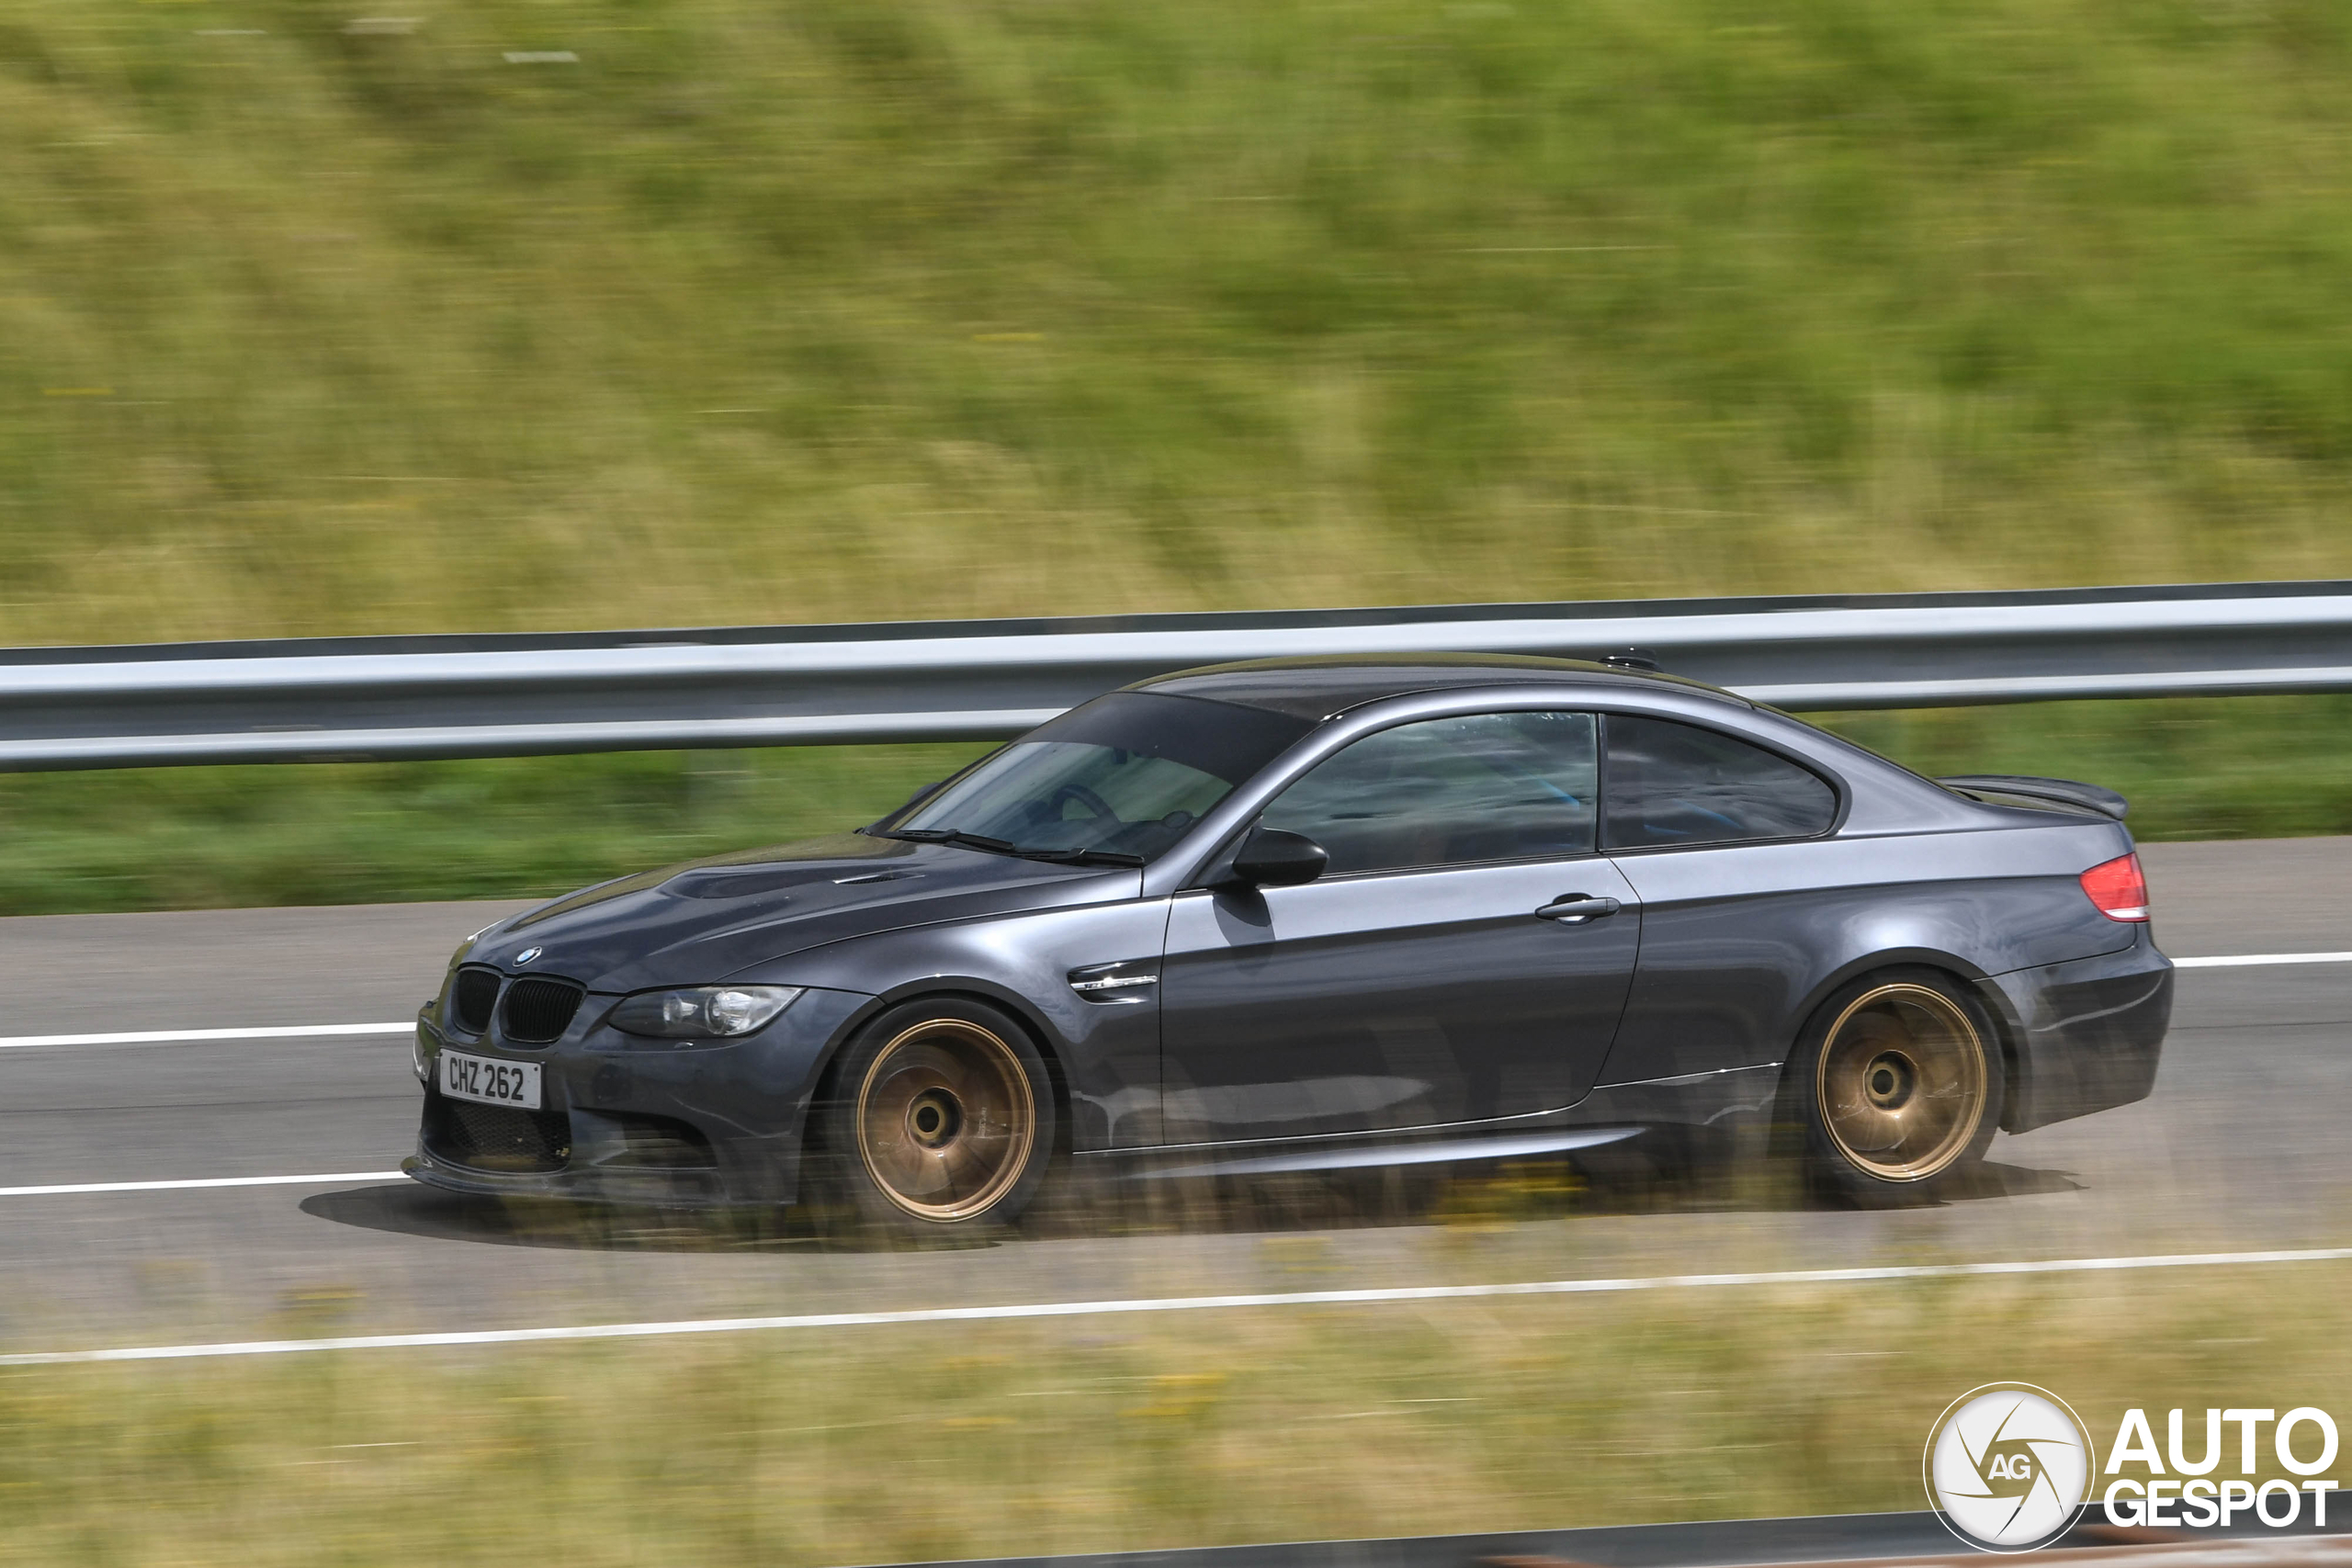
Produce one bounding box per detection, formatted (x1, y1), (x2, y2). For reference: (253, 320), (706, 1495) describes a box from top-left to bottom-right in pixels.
(882, 691), (1312, 863)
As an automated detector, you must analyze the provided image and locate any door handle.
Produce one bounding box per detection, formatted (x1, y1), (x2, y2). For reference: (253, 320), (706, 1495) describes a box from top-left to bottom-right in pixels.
(1535, 894), (1621, 924)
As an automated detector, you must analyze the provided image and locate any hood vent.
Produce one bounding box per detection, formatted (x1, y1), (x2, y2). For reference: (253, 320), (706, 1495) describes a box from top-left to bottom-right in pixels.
(666, 863), (919, 900)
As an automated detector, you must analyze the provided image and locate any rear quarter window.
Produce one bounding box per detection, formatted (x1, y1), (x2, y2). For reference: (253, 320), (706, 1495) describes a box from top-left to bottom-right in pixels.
(1602, 715), (1838, 850)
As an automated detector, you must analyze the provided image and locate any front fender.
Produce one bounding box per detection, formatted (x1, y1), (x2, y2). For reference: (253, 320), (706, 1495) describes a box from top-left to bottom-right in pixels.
(718, 897), (1173, 1152)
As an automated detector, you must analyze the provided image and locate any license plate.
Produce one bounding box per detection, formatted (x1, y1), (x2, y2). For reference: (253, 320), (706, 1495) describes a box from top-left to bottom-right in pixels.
(438, 1049), (542, 1110)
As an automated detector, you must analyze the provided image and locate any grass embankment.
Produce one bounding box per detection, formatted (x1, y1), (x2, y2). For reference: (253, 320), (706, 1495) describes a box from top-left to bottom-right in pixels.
(4, 3), (2349, 907)
(5, 1265), (2346, 1565)
(0, 697), (2343, 914)
(4, 0), (2352, 645)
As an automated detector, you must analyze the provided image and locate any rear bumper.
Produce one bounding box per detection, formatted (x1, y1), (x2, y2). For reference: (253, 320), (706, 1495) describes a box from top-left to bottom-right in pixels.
(1985, 931), (2173, 1134)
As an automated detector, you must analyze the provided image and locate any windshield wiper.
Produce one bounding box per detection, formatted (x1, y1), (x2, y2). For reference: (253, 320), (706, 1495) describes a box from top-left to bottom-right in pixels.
(877, 828), (1022, 857)
(879, 829), (1143, 868)
(1012, 846), (1146, 867)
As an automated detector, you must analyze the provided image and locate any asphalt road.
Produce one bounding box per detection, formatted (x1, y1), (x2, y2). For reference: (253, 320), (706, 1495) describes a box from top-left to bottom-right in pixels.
(0, 839), (2346, 1352)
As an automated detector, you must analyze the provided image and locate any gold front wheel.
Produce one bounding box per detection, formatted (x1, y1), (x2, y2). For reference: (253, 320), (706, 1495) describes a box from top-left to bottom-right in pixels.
(852, 1014), (1041, 1224)
(1813, 980), (1992, 1185)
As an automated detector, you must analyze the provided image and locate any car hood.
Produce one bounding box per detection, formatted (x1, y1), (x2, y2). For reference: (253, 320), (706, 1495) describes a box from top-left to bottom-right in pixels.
(465, 833), (1136, 993)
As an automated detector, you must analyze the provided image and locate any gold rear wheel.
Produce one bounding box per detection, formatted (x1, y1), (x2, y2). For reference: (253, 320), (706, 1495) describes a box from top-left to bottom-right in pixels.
(854, 1016), (1039, 1223)
(1814, 982), (1989, 1183)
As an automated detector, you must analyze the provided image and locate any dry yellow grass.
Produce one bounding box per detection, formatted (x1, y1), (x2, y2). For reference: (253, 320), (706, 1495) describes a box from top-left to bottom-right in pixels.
(3, 1259), (2346, 1566)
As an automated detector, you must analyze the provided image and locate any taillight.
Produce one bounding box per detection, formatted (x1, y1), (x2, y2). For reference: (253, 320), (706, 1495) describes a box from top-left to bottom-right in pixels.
(2080, 852), (2149, 921)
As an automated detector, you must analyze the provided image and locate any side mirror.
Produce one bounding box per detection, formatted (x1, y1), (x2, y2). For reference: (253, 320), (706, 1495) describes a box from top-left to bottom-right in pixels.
(1226, 827), (1328, 888)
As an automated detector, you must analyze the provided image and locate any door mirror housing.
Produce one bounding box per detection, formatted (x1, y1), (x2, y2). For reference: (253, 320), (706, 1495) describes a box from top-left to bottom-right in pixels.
(1225, 827), (1328, 888)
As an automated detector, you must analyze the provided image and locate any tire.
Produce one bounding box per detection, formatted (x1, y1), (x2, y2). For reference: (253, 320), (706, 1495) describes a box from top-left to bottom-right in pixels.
(811, 998), (1057, 1235)
(1791, 968), (2004, 1208)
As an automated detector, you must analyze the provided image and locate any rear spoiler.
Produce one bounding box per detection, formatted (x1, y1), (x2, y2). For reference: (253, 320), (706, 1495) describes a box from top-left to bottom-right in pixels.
(1936, 774), (2130, 821)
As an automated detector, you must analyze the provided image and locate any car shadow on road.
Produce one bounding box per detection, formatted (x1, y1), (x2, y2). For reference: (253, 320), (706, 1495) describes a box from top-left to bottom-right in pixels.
(1942, 1159), (2087, 1201)
(1472, 1151), (2082, 1220)
(300, 1152), (2086, 1255)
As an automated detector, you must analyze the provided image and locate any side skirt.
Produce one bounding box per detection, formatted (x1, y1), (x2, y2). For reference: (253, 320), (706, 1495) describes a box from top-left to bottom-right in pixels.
(1084, 1063), (1786, 1181)
(1133, 1127), (1642, 1181)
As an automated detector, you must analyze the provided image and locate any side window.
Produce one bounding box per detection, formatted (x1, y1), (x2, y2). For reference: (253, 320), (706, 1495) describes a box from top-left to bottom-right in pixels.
(1259, 712), (1598, 876)
(1601, 715), (1837, 850)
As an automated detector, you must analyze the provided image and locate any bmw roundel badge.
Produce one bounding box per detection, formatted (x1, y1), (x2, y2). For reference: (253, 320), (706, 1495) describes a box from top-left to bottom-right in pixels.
(514, 947), (542, 965)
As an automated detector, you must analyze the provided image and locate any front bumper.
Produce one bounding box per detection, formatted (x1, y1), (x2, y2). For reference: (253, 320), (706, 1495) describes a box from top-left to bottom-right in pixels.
(1986, 929), (2174, 1134)
(407, 985), (874, 1208)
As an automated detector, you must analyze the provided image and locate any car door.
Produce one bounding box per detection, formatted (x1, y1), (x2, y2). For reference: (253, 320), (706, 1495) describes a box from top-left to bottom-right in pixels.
(1156, 710), (1642, 1145)
(1592, 713), (1844, 1084)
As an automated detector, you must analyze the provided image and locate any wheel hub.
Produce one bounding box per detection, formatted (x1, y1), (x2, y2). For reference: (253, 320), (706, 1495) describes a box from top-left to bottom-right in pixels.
(1863, 1051), (1917, 1111)
(906, 1088), (964, 1148)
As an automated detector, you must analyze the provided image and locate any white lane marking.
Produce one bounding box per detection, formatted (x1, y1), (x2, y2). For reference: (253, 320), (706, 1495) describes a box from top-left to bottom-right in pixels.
(6, 1245), (2349, 1368)
(0, 1022), (413, 1051)
(0, 1171), (404, 1198)
(0, 950), (2339, 1053)
(0, 949), (2340, 1053)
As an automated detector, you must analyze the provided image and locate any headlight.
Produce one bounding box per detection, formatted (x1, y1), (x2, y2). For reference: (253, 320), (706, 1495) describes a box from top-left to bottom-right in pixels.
(413, 1026), (436, 1084)
(608, 986), (804, 1040)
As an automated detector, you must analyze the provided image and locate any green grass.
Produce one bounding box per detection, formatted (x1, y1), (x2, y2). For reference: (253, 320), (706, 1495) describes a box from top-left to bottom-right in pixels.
(0, 743), (984, 913)
(2, 0), (2351, 646)
(0, 697), (2342, 914)
(6, 1), (2352, 910)
(5, 1263), (2347, 1565)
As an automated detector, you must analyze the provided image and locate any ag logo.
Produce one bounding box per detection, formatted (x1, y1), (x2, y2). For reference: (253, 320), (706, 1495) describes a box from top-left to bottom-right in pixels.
(1925, 1383), (2094, 1551)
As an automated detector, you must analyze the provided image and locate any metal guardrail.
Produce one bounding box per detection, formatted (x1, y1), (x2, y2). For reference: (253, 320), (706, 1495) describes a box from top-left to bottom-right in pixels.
(2, 580), (2348, 770)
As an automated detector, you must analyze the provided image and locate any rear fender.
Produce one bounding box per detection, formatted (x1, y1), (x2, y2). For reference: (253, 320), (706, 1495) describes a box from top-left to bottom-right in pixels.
(1772, 947), (2025, 1129)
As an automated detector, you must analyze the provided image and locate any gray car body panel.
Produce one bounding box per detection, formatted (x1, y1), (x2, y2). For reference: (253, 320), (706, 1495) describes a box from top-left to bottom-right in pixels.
(407, 660), (2171, 1207)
